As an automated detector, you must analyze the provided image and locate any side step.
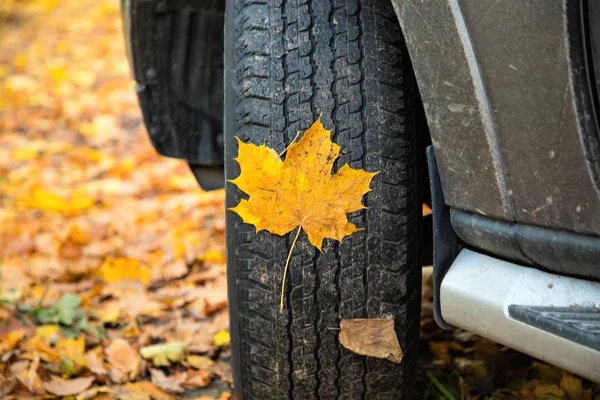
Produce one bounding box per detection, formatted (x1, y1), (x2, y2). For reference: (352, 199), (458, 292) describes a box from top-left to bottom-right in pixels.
(440, 249), (600, 383)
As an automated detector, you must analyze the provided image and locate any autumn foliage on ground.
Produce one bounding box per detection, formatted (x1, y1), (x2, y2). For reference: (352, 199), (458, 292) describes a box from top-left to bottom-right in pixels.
(1, 1), (599, 399)
(1, 1), (231, 398)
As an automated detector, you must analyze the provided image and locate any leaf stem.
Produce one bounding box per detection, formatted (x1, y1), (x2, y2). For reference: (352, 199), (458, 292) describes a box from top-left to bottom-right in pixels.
(278, 130), (301, 157)
(280, 226), (302, 312)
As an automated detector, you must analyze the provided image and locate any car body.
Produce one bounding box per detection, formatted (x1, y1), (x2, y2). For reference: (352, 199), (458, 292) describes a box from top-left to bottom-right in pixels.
(121, 0), (600, 390)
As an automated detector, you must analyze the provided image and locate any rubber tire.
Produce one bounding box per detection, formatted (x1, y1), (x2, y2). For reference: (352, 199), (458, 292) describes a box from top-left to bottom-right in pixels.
(224, 0), (421, 398)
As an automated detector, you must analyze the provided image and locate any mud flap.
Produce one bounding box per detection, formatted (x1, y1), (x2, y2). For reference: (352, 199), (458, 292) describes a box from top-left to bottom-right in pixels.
(125, 0), (224, 188)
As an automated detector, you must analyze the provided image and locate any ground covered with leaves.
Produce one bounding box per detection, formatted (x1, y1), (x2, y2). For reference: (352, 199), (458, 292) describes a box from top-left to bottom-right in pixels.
(0, 1), (599, 399)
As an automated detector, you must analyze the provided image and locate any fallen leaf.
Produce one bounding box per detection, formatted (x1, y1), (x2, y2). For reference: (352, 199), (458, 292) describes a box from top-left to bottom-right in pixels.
(560, 372), (583, 398)
(21, 335), (60, 362)
(533, 384), (565, 398)
(76, 382), (175, 400)
(35, 324), (60, 342)
(230, 118), (376, 250)
(123, 382), (175, 400)
(140, 341), (187, 367)
(55, 335), (86, 365)
(35, 292), (88, 332)
(213, 361), (233, 384)
(149, 368), (185, 394)
(0, 329), (27, 353)
(186, 355), (215, 369)
(25, 187), (95, 214)
(213, 330), (230, 347)
(101, 257), (151, 285)
(105, 338), (140, 381)
(230, 118), (376, 309)
(84, 348), (108, 375)
(199, 249), (226, 264)
(184, 369), (212, 388)
(43, 375), (94, 396)
(338, 318), (403, 363)
(16, 355), (44, 394)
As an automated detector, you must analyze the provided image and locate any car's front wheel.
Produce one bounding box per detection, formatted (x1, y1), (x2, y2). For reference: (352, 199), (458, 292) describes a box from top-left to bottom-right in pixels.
(224, 0), (422, 398)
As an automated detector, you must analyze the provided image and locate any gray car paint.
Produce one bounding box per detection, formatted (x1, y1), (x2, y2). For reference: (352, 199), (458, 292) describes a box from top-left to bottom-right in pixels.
(391, 0), (600, 235)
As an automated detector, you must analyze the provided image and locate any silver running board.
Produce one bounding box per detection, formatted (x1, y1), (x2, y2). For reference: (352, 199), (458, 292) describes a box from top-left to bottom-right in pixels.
(440, 249), (600, 383)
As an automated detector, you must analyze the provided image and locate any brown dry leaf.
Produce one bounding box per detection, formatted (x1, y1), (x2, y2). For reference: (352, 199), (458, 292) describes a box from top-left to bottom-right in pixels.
(213, 361), (233, 384)
(76, 382), (175, 400)
(43, 375), (95, 396)
(149, 368), (185, 394)
(105, 338), (140, 382)
(184, 369), (212, 389)
(16, 355), (44, 394)
(84, 347), (108, 375)
(338, 318), (403, 363)
(0, 375), (17, 398)
(230, 118), (376, 250)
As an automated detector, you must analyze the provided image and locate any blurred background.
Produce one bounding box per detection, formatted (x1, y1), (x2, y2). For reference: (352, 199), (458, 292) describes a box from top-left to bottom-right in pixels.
(0, 1), (598, 399)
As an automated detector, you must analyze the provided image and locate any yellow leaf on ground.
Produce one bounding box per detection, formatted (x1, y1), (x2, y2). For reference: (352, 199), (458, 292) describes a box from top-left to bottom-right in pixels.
(200, 249), (226, 264)
(96, 304), (121, 323)
(186, 355), (215, 370)
(68, 223), (92, 245)
(43, 375), (94, 397)
(140, 341), (187, 367)
(55, 335), (86, 365)
(213, 330), (230, 348)
(0, 329), (27, 353)
(122, 382), (175, 400)
(560, 372), (583, 398)
(100, 257), (151, 285)
(533, 384), (565, 398)
(338, 318), (403, 363)
(35, 324), (60, 342)
(76, 383), (175, 400)
(229, 118), (376, 251)
(21, 335), (60, 363)
(25, 188), (95, 214)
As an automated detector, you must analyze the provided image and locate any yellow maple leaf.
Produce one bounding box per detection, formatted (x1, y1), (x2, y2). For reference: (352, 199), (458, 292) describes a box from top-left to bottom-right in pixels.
(230, 118), (376, 309)
(230, 118), (376, 250)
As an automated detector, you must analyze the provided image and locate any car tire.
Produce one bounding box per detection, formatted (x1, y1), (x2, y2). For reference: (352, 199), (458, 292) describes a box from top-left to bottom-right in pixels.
(224, 0), (422, 398)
